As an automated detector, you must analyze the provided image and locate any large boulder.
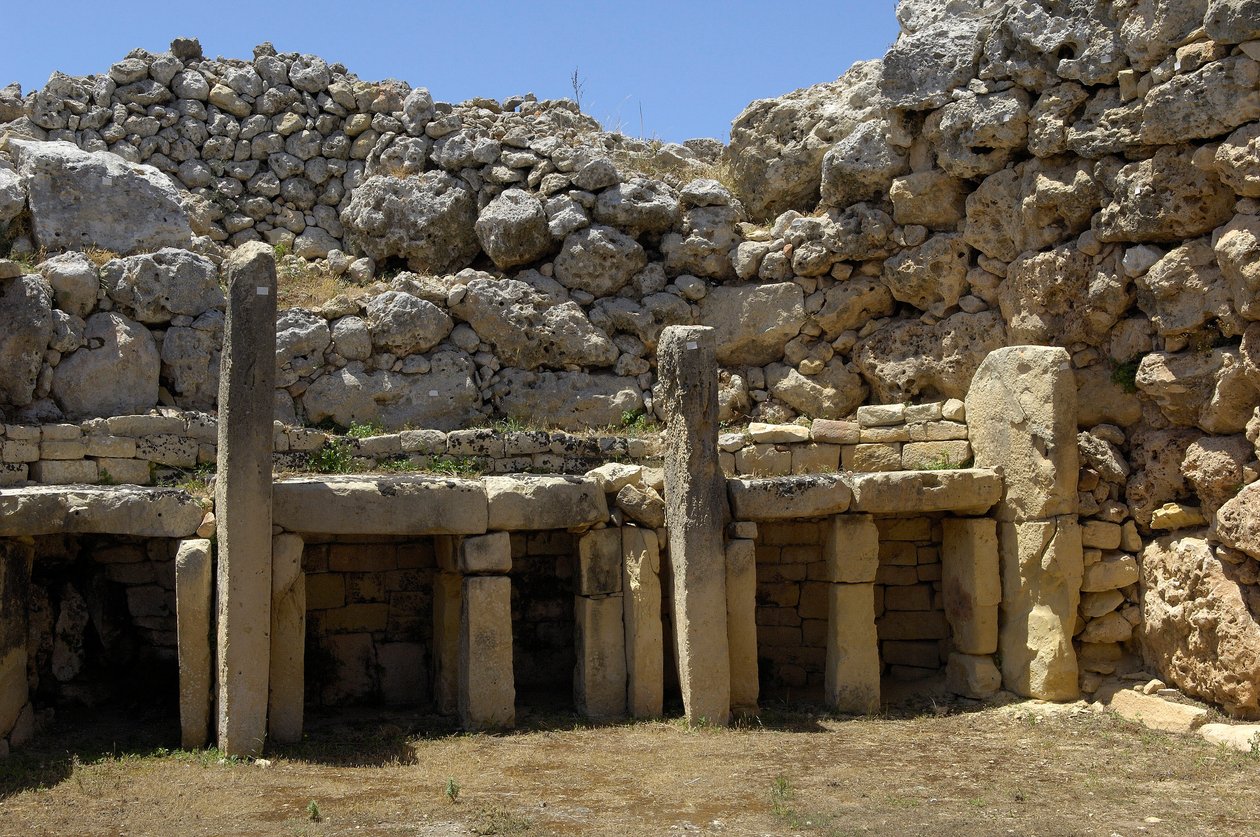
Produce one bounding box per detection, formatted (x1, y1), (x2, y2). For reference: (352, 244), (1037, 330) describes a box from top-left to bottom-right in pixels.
(853, 311), (1007, 402)
(1214, 481), (1260, 561)
(100, 249), (224, 324)
(275, 309), (331, 370)
(998, 246), (1129, 346)
(661, 205), (741, 280)
(697, 283), (805, 366)
(766, 361), (868, 420)
(51, 313), (159, 417)
(1119, 0), (1211, 71)
(474, 189), (551, 271)
(963, 158), (1099, 262)
(1136, 239), (1235, 337)
(449, 275), (617, 370)
(1141, 533), (1260, 719)
(1215, 216), (1260, 321)
(38, 253), (98, 317)
(813, 277), (896, 339)
(881, 8), (992, 109)
(0, 274), (54, 408)
(0, 166), (24, 231)
(1094, 148), (1235, 243)
(340, 172), (478, 274)
(592, 178), (681, 236)
(818, 119), (908, 209)
(881, 234), (970, 314)
(301, 353), (480, 431)
(365, 291), (453, 356)
(1140, 56), (1260, 145)
(1126, 426), (1197, 530)
(1183, 434), (1253, 516)
(5, 138), (192, 254)
(1136, 348), (1257, 434)
(726, 60), (884, 219)
(1215, 124), (1260, 198)
(493, 370), (642, 430)
(1204, 0), (1260, 43)
(553, 225), (646, 297)
(925, 89), (1030, 180)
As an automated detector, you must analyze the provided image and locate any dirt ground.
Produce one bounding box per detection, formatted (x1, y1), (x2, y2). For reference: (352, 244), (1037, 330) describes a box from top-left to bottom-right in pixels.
(0, 689), (1257, 837)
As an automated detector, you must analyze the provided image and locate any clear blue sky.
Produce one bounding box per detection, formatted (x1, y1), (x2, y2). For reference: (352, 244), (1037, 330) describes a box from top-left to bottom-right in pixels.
(2, 1), (900, 143)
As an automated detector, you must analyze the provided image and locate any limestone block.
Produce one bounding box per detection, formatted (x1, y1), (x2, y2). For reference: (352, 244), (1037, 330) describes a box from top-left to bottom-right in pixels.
(734, 444), (792, 476)
(811, 419), (860, 444)
(747, 422), (811, 444)
(215, 242), (276, 759)
(998, 518), (1083, 701)
(791, 444), (841, 475)
(432, 571), (462, 715)
(857, 404), (905, 427)
(29, 459), (97, 485)
(727, 474), (851, 521)
(658, 325), (730, 725)
(826, 583), (880, 714)
(1082, 552), (1139, 592)
(846, 469), (1002, 515)
(1199, 723), (1260, 753)
(175, 538), (212, 749)
(94, 458), (151, 485)
(1081, 521), (1123, 550)
(1106, 688), (1209, 734)
(945, 653), (1001, 698)
(574, 594), (627, 721)
(822, 514), (879, 584)
(0, 485), (203, 537)
(901, 441), (971, 469)
(844, 443), (902, 472)
(268, 533), (305, 745)
(623, 527), (663, 719)
(726, 538), (759, 716)
(966, 346), (1078, 521)
(577, 528), (622, 596)
(459, 576), (515, 730)
(484, 474), (608, 531)
(614, 484), (666, 529)
(458, 531), (512, 575)
(273, 475), (488, 535)
(0, 648), (27, 743)
(942, 518), (1000, 655)
(40, 440), (86, 460)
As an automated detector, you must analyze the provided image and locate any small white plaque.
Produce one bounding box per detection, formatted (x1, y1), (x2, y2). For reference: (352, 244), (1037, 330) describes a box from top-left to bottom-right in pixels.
(428, 390), (439, 397)
(256, 286), (269, 296)
(686, 341), (698, 350)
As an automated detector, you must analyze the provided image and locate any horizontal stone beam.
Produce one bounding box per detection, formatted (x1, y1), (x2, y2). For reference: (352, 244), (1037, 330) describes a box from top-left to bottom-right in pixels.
(0, 485), (204, 538)
(272, 475), (488, 535)
(727, 474), (851, 521)
(846, 469), (1001, 515)
(484, 474), (608, 531)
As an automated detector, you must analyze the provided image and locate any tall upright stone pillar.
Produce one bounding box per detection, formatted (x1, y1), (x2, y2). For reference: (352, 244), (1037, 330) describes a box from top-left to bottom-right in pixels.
(623, 527), (663, 718)
(175, 538), (213, 749)
(215, 242), (277, 757)
(269, 533), (305, 744)
(458, 532), (515, 730)
(966, 346), (1082, 700)
(658, 325), (730, 725)
(822, 515), (880, 714)
(0, 541), (33, 751)
(432, 535), (462, 716)
(725, 537), (759, 717)
(575, 528), (627, 721)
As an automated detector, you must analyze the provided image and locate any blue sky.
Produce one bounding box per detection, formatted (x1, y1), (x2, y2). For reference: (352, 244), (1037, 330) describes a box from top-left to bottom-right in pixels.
(1, 1), (900, 143)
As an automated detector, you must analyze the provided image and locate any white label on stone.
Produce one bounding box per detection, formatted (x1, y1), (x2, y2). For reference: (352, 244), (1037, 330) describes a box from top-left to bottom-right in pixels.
(429, 390), (439, 397)
(686, 341), (698, 350)
(256, 286), (269, 296)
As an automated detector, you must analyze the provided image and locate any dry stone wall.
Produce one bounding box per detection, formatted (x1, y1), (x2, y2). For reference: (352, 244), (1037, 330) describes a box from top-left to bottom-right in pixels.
(0, 0), (1259, 717)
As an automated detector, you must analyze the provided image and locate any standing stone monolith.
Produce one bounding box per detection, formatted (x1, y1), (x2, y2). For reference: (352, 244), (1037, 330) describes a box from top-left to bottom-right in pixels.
(175, 538), (212, 749)
(215, 242), (277, 757)
(658, 325), (731, 725)
(269, 533), (305, 744)
(623, 527), (663, 718)
(966, 346), (1081, 700)
(432, 536), (461, 716)
(726, 537), (759, 717)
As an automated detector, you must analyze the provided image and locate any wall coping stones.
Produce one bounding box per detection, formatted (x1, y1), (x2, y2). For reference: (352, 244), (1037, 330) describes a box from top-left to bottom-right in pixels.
(727, 473), (852, 520)
(272, 474), (488, 535)
(846, 468), (1002, 515)
(0, 484), (204, 537)
(484, 473), (608, 531)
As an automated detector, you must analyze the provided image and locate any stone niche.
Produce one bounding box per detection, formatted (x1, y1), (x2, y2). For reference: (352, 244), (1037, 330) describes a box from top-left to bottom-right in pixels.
(508, 530), (577, 712)
(17, 534), (183, 737)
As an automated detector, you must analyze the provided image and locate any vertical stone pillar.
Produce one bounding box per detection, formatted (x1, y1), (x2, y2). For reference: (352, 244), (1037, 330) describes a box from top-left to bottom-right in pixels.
(0, 541), (33, 751)
(966, 346), (1082, 700)
(432, 535), (461, 716)
(941, 518), (1002, 698)
(623, 527), (663, 719)
(658, 325), (730, 726)
(458, 532), (514, 730)
(725, 537), (759, 717)
(175, 538), (213, 749)
(575, 528), (627, 721)
(215, 241), (277, 757)
(822, 515), (880, 714)
(269, 533), (305, 744)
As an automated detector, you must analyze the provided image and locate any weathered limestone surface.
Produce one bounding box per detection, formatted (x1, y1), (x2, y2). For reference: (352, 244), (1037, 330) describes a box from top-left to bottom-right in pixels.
(484, 474), (607, 531)
(846, 469), (1001, 514)
(273, 475), (488, 535)
(175, 538), (212, 749)
(0, 542), (32, 744)
(942, 518), (1000, 656)
(458, 531), (512, 574)
(574, 593), (627, 721)
(827, 582), (880, 714)
(215, 242), (276, 758)
(623, 527), (663, 719)
(728, 474), (851, 521)
(459, 575), (515, 730)
(269, 533), (305, 745)
(577, 528), (622, 596)
(0, 485), (203, 537)
(432, 555), (462, 715)
(659, 326), (730, 725)
(823, 514), (879, 584)
(726, 538), (759, 716)
(946, 653), (1002, 698)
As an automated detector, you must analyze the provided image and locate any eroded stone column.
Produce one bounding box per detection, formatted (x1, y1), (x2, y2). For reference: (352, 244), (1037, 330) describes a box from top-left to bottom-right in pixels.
(658, 325), (730, 725)
(575, 528), (627, 721)
(0, 541), (33, 753)
(458, 532), (514, 730)
(269, 533), (305, 744)
(823, 515), (880, 714)
(941, 518), (1002, 699)
(966, 346), (1082, 700)
(215, 242), (277, 757)
(175, 538), (212, 749)
(725, 536), (759, 717)
(623, 527), (663, 719)
(432, 535), (461, 716)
